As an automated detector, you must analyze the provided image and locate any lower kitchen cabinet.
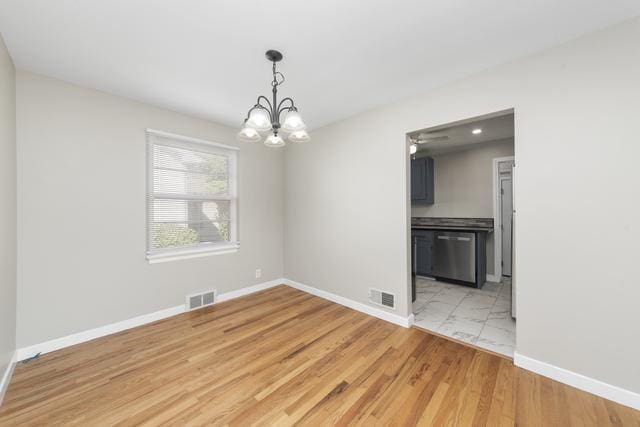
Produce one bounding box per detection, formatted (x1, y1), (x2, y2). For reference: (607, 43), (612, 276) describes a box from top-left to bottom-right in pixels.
(413, 230), (434, 277)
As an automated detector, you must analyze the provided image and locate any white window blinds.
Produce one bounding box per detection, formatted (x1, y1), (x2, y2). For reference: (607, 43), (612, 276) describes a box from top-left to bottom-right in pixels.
(146, 129), (239, 261)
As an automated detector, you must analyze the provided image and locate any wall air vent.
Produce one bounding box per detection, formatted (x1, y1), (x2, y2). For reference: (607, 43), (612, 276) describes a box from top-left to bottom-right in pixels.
(186, 290), (216, 311)
(369, 288), (396, 310)
(189, 295), (202, 310)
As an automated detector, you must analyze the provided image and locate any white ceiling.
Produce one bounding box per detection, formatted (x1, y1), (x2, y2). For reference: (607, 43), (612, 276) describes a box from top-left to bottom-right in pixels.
(411, 113), (514, 153)
(1, 1), (639, 130)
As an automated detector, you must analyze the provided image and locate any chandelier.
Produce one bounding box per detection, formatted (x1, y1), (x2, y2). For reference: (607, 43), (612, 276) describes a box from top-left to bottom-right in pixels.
(237, 50), (309, 147)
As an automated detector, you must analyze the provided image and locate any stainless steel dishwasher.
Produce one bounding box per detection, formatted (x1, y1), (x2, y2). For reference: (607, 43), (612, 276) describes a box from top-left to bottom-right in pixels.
(433, 231), (476, 283)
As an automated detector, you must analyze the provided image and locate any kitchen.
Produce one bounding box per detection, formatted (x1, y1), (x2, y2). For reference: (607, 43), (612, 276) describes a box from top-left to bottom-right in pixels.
(409, 111), (516, 356)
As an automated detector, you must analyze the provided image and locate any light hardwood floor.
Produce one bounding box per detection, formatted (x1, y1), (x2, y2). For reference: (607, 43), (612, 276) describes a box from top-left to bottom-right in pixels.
(1, 285), (638, 426)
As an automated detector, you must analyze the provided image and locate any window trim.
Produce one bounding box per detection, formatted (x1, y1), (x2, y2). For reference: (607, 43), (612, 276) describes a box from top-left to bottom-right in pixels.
(145, 128), (239, 263)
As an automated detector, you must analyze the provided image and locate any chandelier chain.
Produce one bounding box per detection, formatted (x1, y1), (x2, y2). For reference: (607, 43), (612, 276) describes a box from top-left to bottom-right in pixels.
(271, 61), (285, 88)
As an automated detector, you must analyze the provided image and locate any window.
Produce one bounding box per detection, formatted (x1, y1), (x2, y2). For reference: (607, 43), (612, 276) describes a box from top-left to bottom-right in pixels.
(146, 129), (239, 263)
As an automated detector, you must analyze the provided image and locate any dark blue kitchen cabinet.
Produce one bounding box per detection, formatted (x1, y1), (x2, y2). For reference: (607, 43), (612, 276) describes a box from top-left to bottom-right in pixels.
(411, 157), (434, 204)
(413, 230), (434, 277)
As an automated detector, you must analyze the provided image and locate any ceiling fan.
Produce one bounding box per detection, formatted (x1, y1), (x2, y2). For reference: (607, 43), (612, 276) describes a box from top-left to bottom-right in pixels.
(409, 132), (449, 154)
(409, 133), (450, 144)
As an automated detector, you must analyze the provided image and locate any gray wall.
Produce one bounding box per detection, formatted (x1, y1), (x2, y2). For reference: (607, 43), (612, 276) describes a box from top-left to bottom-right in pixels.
(412, 139), (515, 275)
(285, 17), (640, 394)
(0, 34), (16, 377)
(16, 71), (284, 348)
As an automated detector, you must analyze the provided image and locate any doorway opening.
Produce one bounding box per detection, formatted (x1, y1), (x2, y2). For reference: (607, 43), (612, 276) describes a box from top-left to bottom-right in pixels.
(408, 109), (516, 357)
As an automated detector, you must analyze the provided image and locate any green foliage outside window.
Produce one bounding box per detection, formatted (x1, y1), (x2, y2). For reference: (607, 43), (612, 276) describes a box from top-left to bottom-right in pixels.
(153, 224), (198, 249)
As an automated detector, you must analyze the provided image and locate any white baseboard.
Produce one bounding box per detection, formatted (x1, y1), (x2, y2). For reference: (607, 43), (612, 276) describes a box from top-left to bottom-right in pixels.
(15, 277), (413, 363)
(486, 274), (501, 283)
(217, 279), (283, 303)
(15, 278), (285, 362)
(407, 313), (415, 327)
(0, 351), (18, 407)
(15, 277), (408, 363)
(514, 352), (640, 410)
(16, 304), (186, 362)
(283, 279), (413, 328)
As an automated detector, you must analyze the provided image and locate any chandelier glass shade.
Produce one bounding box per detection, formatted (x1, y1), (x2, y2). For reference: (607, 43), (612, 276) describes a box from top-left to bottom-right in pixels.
(288, 130), (310, 143)
(237, 125), (261, 142)
(264, 133), (286, 147)
(246, 108), (271, 132)
(281, 110), (306, 132)
(238, 50), (309, 147)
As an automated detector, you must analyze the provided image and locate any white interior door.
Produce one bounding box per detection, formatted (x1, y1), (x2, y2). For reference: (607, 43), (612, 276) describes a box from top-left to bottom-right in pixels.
(501, 178), (513, 276)
(511, 164), (516, 318)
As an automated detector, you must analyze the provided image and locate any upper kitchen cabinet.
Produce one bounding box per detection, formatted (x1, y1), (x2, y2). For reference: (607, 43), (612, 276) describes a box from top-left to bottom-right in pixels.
(411, 156), (434, 203)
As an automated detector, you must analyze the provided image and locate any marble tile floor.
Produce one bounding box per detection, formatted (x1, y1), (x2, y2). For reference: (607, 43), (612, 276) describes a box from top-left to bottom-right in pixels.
(413, 276), (515, 357)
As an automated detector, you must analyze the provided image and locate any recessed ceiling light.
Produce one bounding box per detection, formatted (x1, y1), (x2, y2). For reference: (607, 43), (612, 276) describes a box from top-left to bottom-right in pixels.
(472, 128), (482, 135)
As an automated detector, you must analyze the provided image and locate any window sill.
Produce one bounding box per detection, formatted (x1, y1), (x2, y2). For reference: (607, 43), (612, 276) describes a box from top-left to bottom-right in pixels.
(146, 243), (240, 264)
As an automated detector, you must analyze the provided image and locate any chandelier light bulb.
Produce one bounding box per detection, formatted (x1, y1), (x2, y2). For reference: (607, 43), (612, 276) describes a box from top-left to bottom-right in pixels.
(246, 108), (271, 132)
(237, 125), (261, 142)
(264, 133), (285, 148)
(288, 130), (310, 143)
(281, 109), (306, 132)
(410, 143), (417, 155)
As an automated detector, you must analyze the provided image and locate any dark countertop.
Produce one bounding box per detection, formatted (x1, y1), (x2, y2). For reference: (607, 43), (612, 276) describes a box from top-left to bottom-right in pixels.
(412, 225), (493, 232)
(411, 217), (494, 232)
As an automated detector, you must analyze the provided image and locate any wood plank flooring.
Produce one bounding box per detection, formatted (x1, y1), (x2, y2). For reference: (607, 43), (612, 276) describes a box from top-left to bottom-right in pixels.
(1, 285), (638, 426)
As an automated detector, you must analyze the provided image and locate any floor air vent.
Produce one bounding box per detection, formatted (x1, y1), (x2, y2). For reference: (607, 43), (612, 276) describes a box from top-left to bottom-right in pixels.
(186, 290), (216, 311)
(369, 288), (396, 309)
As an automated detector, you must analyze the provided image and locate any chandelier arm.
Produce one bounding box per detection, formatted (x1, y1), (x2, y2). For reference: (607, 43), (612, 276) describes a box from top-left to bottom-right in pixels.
(256, 95), (273, 111)
(258, 96), (274, 120)
(276, 97), (296, 122)
(276, 97), (295, 112)
(258, 95), (276, 124)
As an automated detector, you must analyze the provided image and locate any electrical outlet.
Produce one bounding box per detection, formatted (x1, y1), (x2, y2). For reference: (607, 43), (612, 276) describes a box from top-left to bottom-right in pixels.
(255, 268), (262, 279)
